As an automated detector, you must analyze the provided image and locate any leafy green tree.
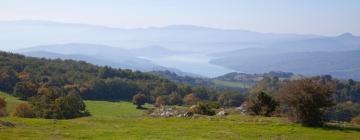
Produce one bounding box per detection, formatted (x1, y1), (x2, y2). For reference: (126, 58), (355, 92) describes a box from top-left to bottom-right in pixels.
(13, 81), (38, 100)
(54, 92), (89, 119)
(0, 69), (18, 93)
(218, 91), (246, 107)
(132, 93), (147, 109)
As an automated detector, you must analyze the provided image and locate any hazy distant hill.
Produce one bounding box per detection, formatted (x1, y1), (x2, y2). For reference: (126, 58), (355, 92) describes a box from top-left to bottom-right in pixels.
(211, 50), (360, 80)
(211, 33), (360, 58)
(18, 43), (197, 76)
(0, 20), (318, 52)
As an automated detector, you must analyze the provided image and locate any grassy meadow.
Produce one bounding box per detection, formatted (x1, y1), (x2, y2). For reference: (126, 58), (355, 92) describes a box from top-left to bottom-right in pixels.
(1, 92), (360, 140)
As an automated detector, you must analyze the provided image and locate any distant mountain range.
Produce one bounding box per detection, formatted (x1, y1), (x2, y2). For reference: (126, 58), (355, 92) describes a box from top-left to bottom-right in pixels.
(16, 43), (197, 77)
(0, 20), (318, 52)
(1, 20), (360, 79)
(210, 33), (360, 80)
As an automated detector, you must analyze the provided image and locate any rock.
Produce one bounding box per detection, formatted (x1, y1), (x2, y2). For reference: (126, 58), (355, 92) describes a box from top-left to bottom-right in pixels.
(217, 111), (228, 116)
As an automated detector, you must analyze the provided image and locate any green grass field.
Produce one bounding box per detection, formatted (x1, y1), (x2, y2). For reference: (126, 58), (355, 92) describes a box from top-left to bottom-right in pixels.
(1, 92), (360, 140)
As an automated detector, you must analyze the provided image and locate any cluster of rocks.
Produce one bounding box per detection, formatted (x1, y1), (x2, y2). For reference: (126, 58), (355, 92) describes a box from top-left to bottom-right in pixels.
(148, 106), (231, 118)
(148, 106), (193, 118)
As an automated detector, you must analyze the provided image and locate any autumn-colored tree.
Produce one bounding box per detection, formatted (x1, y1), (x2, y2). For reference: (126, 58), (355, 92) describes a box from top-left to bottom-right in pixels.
(280, 78), (335, 126)
(13, 103), (35, 118)
(132, 93), (147, 109)
(183, 94), (199, 105)
(155, 95), (169, 107)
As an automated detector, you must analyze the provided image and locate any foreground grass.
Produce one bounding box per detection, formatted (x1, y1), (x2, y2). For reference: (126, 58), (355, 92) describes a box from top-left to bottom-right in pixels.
(1, 93), (360, 140)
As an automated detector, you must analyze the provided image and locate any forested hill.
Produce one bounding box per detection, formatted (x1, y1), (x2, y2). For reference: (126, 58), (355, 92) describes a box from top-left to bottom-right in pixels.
(0, 51), (186, 101)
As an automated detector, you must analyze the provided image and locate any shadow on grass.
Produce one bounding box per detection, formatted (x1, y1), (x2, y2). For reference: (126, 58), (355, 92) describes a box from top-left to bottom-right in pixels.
(136, 106), (149, 110)
(320, 125), (360, 132)
(304, 124), (360, 132)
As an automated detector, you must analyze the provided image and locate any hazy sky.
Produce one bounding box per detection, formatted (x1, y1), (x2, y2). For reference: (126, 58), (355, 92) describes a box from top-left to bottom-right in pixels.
(1, 0), (359, 35)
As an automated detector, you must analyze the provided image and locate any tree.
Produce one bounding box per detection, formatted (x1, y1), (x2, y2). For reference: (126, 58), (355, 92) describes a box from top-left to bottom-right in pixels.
(54, 92), (89, 119)
(248, 92), (278, 116)
(280, 78), (335, 126)
(0, 69), (18, 93)
(183, 94), (199, 105)
(155, 95), (169, 107)
(132, 93), (147, 109)
(250, 77), (281, 96)
(0, 97), (7, 117)
(218, 91), (246, 107)
(13, 103), (34, 118)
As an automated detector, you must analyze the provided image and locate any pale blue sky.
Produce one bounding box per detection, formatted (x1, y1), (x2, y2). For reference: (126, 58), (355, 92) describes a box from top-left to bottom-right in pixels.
(1, 0), (359, 35)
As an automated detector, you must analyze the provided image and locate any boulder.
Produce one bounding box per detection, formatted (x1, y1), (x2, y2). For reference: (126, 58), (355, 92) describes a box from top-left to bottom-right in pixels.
(217, 111), (228, 116)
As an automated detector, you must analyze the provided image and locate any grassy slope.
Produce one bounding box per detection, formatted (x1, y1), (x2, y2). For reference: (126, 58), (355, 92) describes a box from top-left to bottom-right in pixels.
(1, 92), (360, 140)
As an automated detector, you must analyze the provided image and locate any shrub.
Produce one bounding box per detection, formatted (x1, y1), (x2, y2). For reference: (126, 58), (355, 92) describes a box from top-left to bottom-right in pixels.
(191, 102), (215, 116)
(248, 92), (278, 117)
(351, 116), (360, 125)
(13, 103), (35, 118)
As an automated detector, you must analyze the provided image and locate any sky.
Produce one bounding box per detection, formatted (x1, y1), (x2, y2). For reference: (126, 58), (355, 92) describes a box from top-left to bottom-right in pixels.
(1, 0), (359, 35)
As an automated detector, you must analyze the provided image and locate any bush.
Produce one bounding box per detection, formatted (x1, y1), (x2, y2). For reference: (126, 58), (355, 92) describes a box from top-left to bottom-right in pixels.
(248, 92), (278, 117)
(13, 103), (35, 118)
(351, 116), (360, 125)
(0, 97), (7, 117)
(191, 102), (215, 116)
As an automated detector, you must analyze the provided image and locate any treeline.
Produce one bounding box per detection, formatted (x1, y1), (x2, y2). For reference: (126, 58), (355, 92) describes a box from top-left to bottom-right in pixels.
(0, 51), (243, 119)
